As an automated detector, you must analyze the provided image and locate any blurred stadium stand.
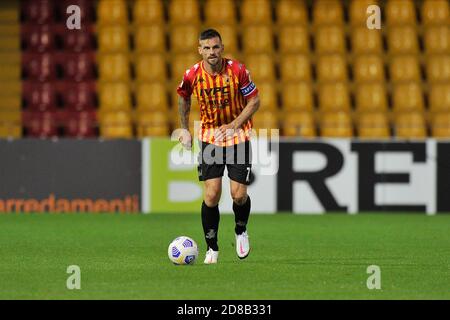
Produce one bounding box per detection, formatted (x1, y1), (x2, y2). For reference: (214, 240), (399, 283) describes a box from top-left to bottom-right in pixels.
(0, 0), (448, 139)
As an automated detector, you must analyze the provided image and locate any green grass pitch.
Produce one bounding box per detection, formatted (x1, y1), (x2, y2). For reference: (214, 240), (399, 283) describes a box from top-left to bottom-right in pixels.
(0, 213), (449, 300)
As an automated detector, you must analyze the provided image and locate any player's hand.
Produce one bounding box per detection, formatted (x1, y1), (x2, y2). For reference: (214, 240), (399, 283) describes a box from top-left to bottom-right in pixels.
(178, 129), (192, 150)
(214, 123), (236, 142)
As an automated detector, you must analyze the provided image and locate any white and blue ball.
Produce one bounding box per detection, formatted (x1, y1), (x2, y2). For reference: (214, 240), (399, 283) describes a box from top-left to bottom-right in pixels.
(168, 236), (198, 265)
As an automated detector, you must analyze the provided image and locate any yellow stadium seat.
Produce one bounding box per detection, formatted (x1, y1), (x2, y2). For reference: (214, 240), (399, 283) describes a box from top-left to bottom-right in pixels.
(282, 111), (316, 137)
(424, 26), (450, 54)
(279, 26), (310, 53)
(426, 55), (450, 82)
(135, 53), (167, 82)
(204, 0), (236, 25)
(244, 54), (275, 83)
(136, 111), (169, 137)
(429, 83), (450, 113)
(169, 0), (200, 25)
(170, 25), (200, 53)
(282, 82), (314, 112)
(431, 112), (450, 138)
(353, 54), (385, 82)
(242, 25), (274, 54)
(386, 0), (417, 25)
(252, 110), (279, 130)
(99, 82), (131, 111)
(392, 82), (424, 113)
(97, 0), (128, 25)
(394, 112), (426, 139)
(316, 54), (348, 83)
(351, 27), (383, 54)
(355, 83), (388, 113)
(99, 111), (133, 138)
(204, 24), (238, 53)
(240, 0), (272, 25)
(134, 25), (166, 53)
(276, 0), (308, 26)
(320, 112), (353, 138)
(318, 83), (351, 113)
(389, 55), (421, 83)
(279, 54), (311, 82)
(313, 0), (344, 26)
(0, 111), (21, 125)
(387, 26), (419, 55)
(422, 0), (449, 26)
(357, 112), (390, 139)
(171, 53), (200, 83)
(349, 0), (380, 26)
(98, 54), (130, 82)
(315, 26), (346, 54)
(98, 25), (129, 52)
(136, 82), (169, 111)
(257, 82), (278, 111)
(0, 95), (21, 111)
(133, 0), (164, 24)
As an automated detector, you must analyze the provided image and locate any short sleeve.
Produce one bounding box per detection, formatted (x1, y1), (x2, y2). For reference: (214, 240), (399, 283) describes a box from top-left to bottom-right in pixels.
(238, 64), (258, 99)
(176, 70), (193, 99)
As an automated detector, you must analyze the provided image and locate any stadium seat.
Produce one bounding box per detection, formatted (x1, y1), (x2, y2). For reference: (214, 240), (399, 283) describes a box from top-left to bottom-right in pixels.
(22, 0), (53, 24)
(98, 53), (130, 82)
(22, 82), (57, 112)
(244, 54), (276, 83)
(63, 110), (97, 138)
(22, 53), (57, 82)
(61, 53), (96, 82)
(276, 0), (308, 26)
(98, 82), (131, 111)
(385, 0), (417, 25)
(63, 30), (94, 52)
(251, 111), (279, 130)
(171, 53), (200, 84)
(133, 0), (164, 24)
(353, 54), (385, 82)
(313, 0), (344, 26)
(429, 83), (450, 113)
(349, 0), (380, 26)
(279, 26), (310, 53)
(421, 0), (449, 26)
(279, 54), (311, 82)
(431, 112), (450, 138)
(257, 82), (278, 111)
(242, 25), (274, 54)
(170, 25), (201, 53)
(22, 24), (54, 53)
(320, 112), (353, 138)
(99, 111), (133, 139)
(60, 82), (96, 111)
(240, 0), (272, 25)
(204, 0), (236, 25)
(208, 25), (238, 54)
(97, 0), (128, 25)
(134, 25), (166, 53)
(318, 83), (351, 113)
(135, 111), (169, 137)
(389, 55), (421, 83)
(426, 55), (450, 82)
(282, 111), (316, 137)
(136, 82), (169, 112)
(355, 83), (388, 113)
(169, 0), (200, 25)
(351, 27), (383, 54)
(23, 111), (58, 138)
(357, 112), (390, 139)
(424, 26), (450, 55)
(0, 95), (21, 111)
(315, 26), (346, 54)
(387, 26), (419, 55)
(98, 25), (129, 52)
(281, 82), (314, 112)
(394, 112), (427, 139)
(392, 82), (424, 113)
(316, 54), (348, 83)
(135, 53), (167, 82)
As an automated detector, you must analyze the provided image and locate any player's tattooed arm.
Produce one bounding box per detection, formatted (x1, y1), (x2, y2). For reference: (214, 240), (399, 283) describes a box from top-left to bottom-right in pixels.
(232, 94), (260, 129)
(178, 96), (191, 130)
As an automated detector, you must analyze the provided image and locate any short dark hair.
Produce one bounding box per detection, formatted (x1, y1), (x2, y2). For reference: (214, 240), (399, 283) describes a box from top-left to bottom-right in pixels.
(199, 29), (222, 42)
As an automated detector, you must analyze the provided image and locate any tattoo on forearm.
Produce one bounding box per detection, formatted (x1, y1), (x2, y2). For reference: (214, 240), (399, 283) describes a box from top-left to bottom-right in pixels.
(178, 96), (191, 129)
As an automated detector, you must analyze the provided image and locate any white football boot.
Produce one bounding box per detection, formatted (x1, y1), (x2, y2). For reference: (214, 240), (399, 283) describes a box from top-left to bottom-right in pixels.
(204, 248), (219, 264)
(235, 231), (250, 259)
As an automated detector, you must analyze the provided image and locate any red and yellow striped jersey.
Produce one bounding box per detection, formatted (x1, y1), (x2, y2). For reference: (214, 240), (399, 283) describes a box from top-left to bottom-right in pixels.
(177, 58), (258, 146)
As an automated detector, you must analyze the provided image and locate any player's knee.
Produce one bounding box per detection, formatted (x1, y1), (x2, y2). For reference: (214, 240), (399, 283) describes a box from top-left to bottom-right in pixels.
(204, 189), (221, 207)
(232, 192), (248, 206)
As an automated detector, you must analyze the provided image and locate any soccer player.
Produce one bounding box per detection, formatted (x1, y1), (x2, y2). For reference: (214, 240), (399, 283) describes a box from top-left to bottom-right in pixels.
(177, 29), (260, 264)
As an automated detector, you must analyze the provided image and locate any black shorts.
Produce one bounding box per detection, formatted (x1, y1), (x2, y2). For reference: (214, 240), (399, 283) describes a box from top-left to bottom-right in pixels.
(198, 141), (252, 185)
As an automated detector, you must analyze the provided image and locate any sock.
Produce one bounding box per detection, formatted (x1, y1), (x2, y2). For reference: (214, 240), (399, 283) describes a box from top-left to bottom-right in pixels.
(233, 196), (251, 235)
(201, 201), (220, 251)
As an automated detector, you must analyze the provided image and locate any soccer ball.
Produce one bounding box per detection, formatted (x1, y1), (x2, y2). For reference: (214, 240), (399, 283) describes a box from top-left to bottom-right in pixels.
(168, 236), (199, 265)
